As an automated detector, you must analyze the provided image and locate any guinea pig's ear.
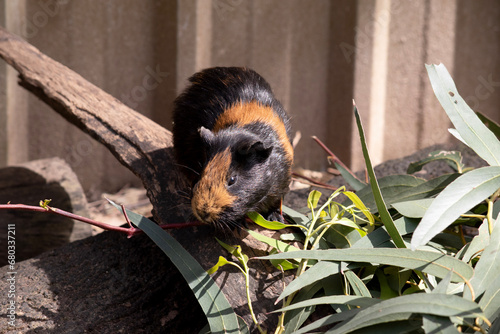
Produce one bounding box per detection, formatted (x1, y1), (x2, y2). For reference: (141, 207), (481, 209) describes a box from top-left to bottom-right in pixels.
(238, 140), (273, 162)
(199, 126), (215, 145)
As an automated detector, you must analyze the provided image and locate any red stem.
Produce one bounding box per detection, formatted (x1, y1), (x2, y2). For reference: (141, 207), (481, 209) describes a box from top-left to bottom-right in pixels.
(292, 172), (338, 191)
(311, 136), (366, 185)
(0, 203), (204, 238)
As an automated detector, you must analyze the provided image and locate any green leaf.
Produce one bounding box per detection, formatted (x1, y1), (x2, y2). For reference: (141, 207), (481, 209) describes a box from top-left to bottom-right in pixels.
(350, 216), (418, 249)
(307, 190), (322, 209)
(353, 104), (405, 248)
(375, 269), (399, 299)
(246, 229), (301, 254)
(392, 198), (434, 218)
(422, 315), (461, 334)
(334, 161), (367, 191)
(260, 248), (473, 283)
(345, 270), (372, 297)
(207, 256), (233, 275)
(478, 271), (500, 320)
(343, 191), (374, 224)
(292, 310), (359, 334)
(325, 293), (485, 334)
(322, 222), (362, 249)
(394, 173), (461, 203)
(276, 295), (380, 313)
(247, 211), (290, 230)
(283, 280), (323, 334)
(277, 261), (340, 302)
(354, 174), (425, 212)
(458, 219), (490, 263)
(107, 200), (243, 334)
(282, 205), (310, 229)
(411, 166), (500, 250)
(465, 214), (500, 300)
(426, 63), (500, 166)
(476, 111), (500, 140)
(407, 150), (464, 174)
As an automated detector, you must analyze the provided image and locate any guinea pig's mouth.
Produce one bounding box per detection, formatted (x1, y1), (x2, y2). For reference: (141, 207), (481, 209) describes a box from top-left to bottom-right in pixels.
(191, 196), (226, 224)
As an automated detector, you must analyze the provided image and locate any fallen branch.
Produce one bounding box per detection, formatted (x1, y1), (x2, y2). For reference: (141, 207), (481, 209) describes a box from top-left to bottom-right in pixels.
(0, 202), (203, 237)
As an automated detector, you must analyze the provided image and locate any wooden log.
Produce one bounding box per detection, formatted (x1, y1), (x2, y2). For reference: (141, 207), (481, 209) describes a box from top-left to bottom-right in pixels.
(0, 157), (91, 266)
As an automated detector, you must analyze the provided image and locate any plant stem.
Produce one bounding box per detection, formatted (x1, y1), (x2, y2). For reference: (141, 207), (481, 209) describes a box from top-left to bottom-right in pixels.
(0, 203), (203, 237)
(486, 188), (500, 234)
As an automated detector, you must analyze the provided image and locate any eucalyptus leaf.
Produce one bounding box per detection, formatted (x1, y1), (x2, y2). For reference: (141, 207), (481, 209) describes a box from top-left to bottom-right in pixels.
(426, 63), (500, 166)
(277, 261), (341, 302)
(247, 211), (290, 230)
(276, 295), (379, 313)
(411, 166), (500, 250)
(345, 270), (372, 297)
(308, 190), (322, 209)
(261, 248), (473, 283)
(465, 214), (500, 299)
(325, 293), (484, 334)
(476, 111), (500, 140)
(353, 104), (405, 248)
(407, 150), (464, 174)
(107, 200), (243, 334)
(246, 229), (301, 255)
(335, 161), (367, 191)
(354, 174), (425, 212)
(458, 219), (490, 263)
(422, 314), (461, 334)
(478, 271), (500, 320)
(392, 198), (434, 218)
(292, 310), (359, 334)
(283, 280), (323, 334)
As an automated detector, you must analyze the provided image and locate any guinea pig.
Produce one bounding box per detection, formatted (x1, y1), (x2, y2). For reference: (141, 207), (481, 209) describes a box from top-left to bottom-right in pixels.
(172, 67), (294, 229)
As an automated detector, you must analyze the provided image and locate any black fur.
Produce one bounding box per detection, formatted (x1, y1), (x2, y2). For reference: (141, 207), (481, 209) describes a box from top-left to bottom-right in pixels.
(173, 67), (293, 227)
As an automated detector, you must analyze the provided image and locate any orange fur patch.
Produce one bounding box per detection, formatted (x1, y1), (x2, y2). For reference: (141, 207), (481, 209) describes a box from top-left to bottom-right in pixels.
(213, 101), (294, 162)
(191, 149), (237, 223)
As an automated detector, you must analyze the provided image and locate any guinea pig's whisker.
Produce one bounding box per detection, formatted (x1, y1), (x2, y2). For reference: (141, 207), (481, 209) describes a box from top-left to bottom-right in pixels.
(173, 163), (200, 176)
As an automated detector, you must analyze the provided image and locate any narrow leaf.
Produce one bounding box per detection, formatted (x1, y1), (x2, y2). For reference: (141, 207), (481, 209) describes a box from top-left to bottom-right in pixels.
(345, 270), (372, 297)
(292, 310), (360, 334)
(335, 161), (367, 191)
(261, 248), (473, 283)
(478, 271), (500, 320)
(411, 166), (500, 250)
(426, 63), (500, 166)
(407, 150), (464, 174)
(207, 256), (232, 275)
(246, 229), (301, 254)
(392, 198), (434, 218)
(466, 214), (500, 299)
(350, 216), (418, 249)
(275, 295), (379, 313)
(247, 211), (290, 230)
(277, 261), (340, 302)
(325, 293), (484, 334)
(353, 103), (405, 248)
(458, 219), (490, 263)
(476, 111), (500, 140)
(107, 200), (242, 334)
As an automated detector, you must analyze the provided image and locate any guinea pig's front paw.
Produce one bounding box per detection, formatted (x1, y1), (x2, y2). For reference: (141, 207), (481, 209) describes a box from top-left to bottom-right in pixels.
(265, 210), (285, 224)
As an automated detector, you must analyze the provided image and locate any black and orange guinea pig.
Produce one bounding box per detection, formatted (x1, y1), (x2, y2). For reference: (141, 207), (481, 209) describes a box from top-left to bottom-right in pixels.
(172, 67), (294, 229)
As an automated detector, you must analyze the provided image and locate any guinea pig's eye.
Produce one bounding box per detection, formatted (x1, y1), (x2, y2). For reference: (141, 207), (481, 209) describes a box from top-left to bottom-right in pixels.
(227, 175), (237, 187)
